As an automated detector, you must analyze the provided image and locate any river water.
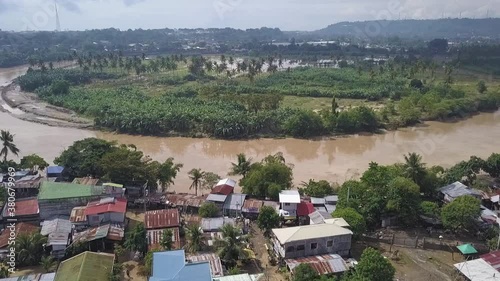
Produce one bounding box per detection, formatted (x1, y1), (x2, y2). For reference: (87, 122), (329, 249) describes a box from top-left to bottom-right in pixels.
(1, 66), (499, 193)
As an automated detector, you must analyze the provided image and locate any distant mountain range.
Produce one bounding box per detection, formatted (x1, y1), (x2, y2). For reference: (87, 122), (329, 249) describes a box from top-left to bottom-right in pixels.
(315, 18), (500, 39)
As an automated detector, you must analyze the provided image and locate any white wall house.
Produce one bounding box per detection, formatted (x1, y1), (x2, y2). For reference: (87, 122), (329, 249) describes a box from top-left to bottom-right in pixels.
(279, 190), (301, 218)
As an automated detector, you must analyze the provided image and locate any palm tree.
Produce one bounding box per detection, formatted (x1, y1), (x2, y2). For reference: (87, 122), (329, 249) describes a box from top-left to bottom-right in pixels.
(215, 224), (249, 267)
(160, 229), (174, 251)
(403, 152), (426, 186)
(185, 224), (203, 253)
(0, 130), (20, 163)
(40, 256), (57, 273)
(229, 153), (252, 178)
(189, 169), (205, 196)
(157, 158), (183, 192)
(16, 233), (47, 267)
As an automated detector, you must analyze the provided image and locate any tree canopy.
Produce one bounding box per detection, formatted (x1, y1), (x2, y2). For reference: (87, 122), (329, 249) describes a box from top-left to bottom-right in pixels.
(353, 247), (395, 281)
(332, 208), (366, 240)
(441, 195), (481, 231)
(257, 205), (281, 234)
(300, 180), (335, 198)
(124, 223), (148, 256)
(199, 202), (220, 218)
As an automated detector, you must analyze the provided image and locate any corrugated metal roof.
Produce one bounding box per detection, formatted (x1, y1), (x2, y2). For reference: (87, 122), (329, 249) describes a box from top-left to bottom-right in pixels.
(454, 258), (500, 281)
(187, 253), (224, 277)
(481, 250), (500, 272)
(48, 232), (70, 246)
(72, 177), (100, 186)
(47, 166), (64, 174)
(0, 273), (56, 281)
(14, 174), (43, 189)
(279, 190), (300, 203)
(73, 225), (110, 243)
(223, 194), (246, 211)
(108, 224), (125, 241)
(41, 218), (72, 236)
(213, 274), (264, 281)
(166, 194), (206, 208)
(151, 250), (212, 281)
(286, 254), (348, 275)
(211, 185), (234, 196)
(310, 197), (326, 205)
(309, 210), (327, 224)
(1, 197), (39, 217)
(70, 206), (87, 223)
(325, 204), (336, 213)
(215, 178), (236, 188)
(324, 196), (338, 204)
(263, 201), (279, 210)
(272, 224), (353, 244)
(242, 199), (264, 213)
(440, 181), (482, 199)
(0, 223), (39, 248)
(207, 194), (228, 203)
(297, 202), (315, 216)
(201, 217), (235, 232)
(145, 209), (180, 229)
(147, 227), (180, 250)
(84, 197), (127, 216)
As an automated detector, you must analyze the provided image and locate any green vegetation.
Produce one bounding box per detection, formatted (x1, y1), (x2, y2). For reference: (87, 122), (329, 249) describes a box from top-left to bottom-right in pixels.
(215, 224), (249, 267)
(350, 247), (395, 281)
(19, 154), (49, 170)
(159, 229), (174, 251)
(331, 208), (366, 240)
(257, 205), (281, 234)
(420, 201), (440, 218)
(185, 223), (204, 253)
(124, 223), (148, 256)
(199, 202), (220, 218)
(299, 180), (336, 198)
(0, 130), (20, 163)
(441, 196), (481, 232)
(16, 232), (47, 267)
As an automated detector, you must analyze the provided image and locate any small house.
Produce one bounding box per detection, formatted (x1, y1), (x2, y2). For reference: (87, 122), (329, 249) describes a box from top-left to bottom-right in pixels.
(211, 178), (236, 196)
(223, 193), (246, 217)
(12, 174), (43, 198)
(40, 218), (72, 258)
(271, 224), (353, 259)
(69, 206), (87, 229)
(206, 194), (228, 210)
(145, 209), (181, 250)
(0, 223), (39, 258)
(242, 199), (265, 219)
(279, 190), (301, 218)
(149, 250), (212, 281)
(54, 251), (115, 281)
(201, 217), (236, 232)
(1, 197), (39, 224)
(84, 197), (127, 226)
(46, 166), (64, 179)
(439, 182), (482, 203)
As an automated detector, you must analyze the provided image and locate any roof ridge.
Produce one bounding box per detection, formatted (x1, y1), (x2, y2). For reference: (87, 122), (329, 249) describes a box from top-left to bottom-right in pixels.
(76, 251), (87, 281)
(285, 227), (302, 243)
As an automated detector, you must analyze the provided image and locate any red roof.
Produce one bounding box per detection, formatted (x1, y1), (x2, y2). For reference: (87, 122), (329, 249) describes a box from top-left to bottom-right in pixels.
(481, 250), (500, 272)
(84, 198), (127, 216)
(144, 209), (180, 229)
(297, 202), (315, 217)
(211, 185), (234, 196)
(2, 198), (39, 217)
(0, 223), (39, 248)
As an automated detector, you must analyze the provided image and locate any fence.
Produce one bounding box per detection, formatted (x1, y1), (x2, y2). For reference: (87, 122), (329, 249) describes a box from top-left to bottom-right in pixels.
(362, 234), (489, 254)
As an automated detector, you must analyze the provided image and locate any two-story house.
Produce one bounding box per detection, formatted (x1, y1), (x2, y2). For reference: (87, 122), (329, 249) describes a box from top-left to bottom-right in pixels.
(271, 223), (353, 259)
(279, 190), (301, 218)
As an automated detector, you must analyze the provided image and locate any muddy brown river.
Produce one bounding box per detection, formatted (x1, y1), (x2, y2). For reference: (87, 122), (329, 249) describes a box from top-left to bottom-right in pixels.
(1, 66), (499, 193)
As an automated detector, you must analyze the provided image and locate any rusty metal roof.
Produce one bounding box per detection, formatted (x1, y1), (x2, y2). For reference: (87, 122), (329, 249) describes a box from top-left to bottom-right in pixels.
(147, 227), (180, 250)
(70, 207), (87, 224)
(14, 174), (43, 189)
(286, 254), (348, 275)
(187, 253), (224, 278)
(166, 194), (206, 208)
(107, 224), (125, 241)
(0, 223), (39, 248)
(144, 209), (180, 229)
(242, 199), (264, 213)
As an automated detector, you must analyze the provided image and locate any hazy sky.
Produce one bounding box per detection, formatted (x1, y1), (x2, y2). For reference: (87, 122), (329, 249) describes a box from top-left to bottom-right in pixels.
(0, 0), (499, 31)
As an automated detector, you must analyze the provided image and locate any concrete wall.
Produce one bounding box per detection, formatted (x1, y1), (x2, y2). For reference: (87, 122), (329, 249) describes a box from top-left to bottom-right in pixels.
(275, 234), (352, 259)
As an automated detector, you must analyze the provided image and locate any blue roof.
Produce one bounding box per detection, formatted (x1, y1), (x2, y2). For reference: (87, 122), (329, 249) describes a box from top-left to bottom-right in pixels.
(47, 166), (64, 174)
(149, 250), (212, 281)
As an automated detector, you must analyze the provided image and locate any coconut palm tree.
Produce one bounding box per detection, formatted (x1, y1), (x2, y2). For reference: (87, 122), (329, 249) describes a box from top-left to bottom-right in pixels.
(0, 130), (20, 163)
(189, 168), (205, 196)
(40, 256), (57, 273)
(185, 224), (203, 253)
(214, 224), (249, 267)
(229, 153), (252, 178)
(403, 152), (426, 186)
(16, 233), (47, 267)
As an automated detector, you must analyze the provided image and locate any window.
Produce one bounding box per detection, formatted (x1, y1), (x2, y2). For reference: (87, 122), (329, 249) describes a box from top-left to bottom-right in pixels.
(286, 246), (295, 253)
(284, 203), (290, 206)
(327, 240), (333, 247)
(297, 245), (305, 251)
(310, 243), (318, 250)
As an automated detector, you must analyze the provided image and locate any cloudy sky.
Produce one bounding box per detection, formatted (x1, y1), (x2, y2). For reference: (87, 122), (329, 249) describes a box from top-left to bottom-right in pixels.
(0, 0), (498, 31)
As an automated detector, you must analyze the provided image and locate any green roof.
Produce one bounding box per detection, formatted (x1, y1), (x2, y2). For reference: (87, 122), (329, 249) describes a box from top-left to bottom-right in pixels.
(38, 181), (103, 200)
(457, 243), (478, 255)
(54, 251), (115, 281)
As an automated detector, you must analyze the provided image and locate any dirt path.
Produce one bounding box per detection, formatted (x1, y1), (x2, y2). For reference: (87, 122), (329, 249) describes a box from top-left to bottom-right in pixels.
(249, 223), (287, 281)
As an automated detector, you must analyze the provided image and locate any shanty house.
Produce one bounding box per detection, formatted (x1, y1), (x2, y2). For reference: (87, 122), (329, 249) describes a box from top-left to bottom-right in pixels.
(0, 223), (39, 258)
(201, 217), (236, 232)
(1, 197), (39, 223)
(439, 182), (482, 203)
(279, 190), (301, 218)
(272, 224), (353, 259)
(223, 193), (246, 217)
(40, 218), (72, 258)
(54, 251), (115, 281)
(149, 250), (212, 281)
(211, 178), (236, 196)
(84, 197), (127, 226)
(12, 174), (43, 198)
(206, 194), (227, 211)
(38, 182), (116, 220)
(145, 209), (181, 250)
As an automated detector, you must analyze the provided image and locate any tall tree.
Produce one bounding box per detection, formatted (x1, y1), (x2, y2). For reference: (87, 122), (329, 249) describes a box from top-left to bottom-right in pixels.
(185, 224), (203, 253)
(229, 153), (253, 178)
(257, 206), (280, 235)
(16, 233), (47, 267)
(160, 229), (174, 251)
(157, 158), (183, 192)
(0, 130), (20, 163)
(124, 223), (148, 256)
(215, 224), (248, 267)
(188, 168), (205, 196)
(403, 152), (426, 186)
(332, 208), (366, 240)
(441, 195), (481, 231)
(354, 248), (395, 281)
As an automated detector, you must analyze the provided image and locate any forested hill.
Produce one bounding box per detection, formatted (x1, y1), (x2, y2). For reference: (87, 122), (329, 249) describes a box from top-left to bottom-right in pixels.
(316, 18), (500, 39)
